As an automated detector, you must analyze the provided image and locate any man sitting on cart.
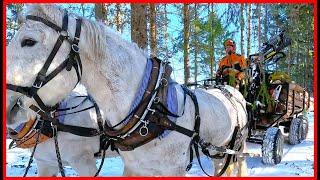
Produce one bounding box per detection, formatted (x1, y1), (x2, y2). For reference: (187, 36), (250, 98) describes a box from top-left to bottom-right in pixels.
(216, 39), (248, 94)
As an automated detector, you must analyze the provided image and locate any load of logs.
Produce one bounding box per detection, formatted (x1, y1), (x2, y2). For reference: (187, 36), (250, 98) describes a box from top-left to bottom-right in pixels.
(275, 82), (310, 119)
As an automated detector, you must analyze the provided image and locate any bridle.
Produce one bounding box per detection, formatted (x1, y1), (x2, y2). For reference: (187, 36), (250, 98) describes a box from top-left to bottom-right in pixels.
(6, 11), (83, 112)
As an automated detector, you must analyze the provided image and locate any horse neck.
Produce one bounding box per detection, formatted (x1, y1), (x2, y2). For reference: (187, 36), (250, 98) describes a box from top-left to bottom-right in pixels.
(78, 21), (147, 126)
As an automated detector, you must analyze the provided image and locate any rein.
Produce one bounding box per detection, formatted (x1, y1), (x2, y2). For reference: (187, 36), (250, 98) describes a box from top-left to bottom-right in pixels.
(8, 95), (106, 177)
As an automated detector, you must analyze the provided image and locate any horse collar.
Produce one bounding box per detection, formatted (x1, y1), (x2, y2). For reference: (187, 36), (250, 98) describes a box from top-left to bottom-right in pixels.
(7, 11), (83, 113)
(102, 57), (174, 151)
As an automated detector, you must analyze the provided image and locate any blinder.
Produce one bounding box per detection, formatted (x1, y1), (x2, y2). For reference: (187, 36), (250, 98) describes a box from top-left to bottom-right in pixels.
(6, 11), (83, 113)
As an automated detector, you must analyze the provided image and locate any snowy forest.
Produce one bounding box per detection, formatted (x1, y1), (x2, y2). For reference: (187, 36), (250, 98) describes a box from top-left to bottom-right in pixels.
(6, 3), (314, 96)
(5, 3), (315, 177)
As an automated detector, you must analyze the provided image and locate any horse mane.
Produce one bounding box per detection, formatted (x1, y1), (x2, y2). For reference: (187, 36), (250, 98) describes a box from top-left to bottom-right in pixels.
(82, 19), (148, 66)
(25, 4), (148, 67)
(24, 4), (149, 107)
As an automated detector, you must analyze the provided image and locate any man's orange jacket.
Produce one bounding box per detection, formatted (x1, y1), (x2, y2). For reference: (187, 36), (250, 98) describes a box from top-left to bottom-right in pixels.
(217, 53), (247, 80)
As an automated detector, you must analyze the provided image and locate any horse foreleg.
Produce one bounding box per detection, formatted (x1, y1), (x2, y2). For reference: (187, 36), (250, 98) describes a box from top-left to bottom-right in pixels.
(236, 156), (248, 176)
(236, 143), (248, 177)
(213, 158), (225, 176)
(123, 165), (138, 176)
(225, 162), (235, 176)
(213, 156), (236, 177)
(35, 160), (59, 176)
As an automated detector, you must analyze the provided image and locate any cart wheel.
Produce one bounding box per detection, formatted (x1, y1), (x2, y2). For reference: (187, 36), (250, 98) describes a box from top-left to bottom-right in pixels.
(298, 115), (309, 140)
(289, 117), (303, 145)
(262, 127), (284, 165)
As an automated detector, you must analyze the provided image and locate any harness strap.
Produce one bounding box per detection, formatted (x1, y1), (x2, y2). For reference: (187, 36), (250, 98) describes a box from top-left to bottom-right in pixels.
(29, 104), (100, 137)
(29, 11), (70, 89)
(153, 85), (202, 172)
(23, 121), (44, 177)
(180, 86), (204, 174)
(152, 83), (188, 118)
(66, 18), (83, 84)
(156, 85), (244, 177)
(214, 126), (239, 177)
(55, 95), (89, 112)
(52, 125), (66, 177)
(26, 15), (67, 33)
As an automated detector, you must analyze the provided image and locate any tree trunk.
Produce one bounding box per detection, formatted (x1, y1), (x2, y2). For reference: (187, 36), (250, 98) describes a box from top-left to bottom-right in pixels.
(194, 4), (199, 82)
(183, 4), (191, 84)
(131, 3), (148, 49)
(263, 5), (268, 42)
(305, 32), (311, 93)
(209, 4), (215, 78)
(240, 3), (245, 55)
(163, 4), (170, 62)
(150, 3), (157, 57)
(257, 4), (262, 50)
(287, 46), (292, 75)
(94, 3), (107, 24)
(115, 4), (122, 32)
(246, 4), (252, 58)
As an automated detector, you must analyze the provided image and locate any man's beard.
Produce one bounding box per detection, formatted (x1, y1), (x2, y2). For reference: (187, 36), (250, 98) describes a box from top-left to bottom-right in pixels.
(228, 50), (232, 55)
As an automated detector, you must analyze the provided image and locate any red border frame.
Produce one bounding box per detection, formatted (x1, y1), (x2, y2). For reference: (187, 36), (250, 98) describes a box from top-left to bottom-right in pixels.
(3, 1), (318, 180)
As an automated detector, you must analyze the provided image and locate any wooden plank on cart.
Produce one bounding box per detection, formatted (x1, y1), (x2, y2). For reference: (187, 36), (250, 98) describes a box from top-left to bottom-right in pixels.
(285, 83), (310, 118)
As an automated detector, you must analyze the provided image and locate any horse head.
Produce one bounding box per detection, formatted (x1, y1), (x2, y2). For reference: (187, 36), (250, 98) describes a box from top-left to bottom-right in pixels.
(7, 4), (82, 128)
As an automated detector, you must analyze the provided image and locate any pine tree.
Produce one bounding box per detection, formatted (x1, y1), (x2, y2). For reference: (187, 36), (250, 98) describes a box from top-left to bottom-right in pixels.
(183, 4), (191, 84)
(150, 3), (157, 57)
(131, 4), (148, 49)
(94, 4), (107, 24)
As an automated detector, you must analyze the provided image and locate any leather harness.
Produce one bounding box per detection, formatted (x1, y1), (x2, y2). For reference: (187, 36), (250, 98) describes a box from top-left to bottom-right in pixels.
(6, 11), (247, 176)
(8, 95), (104, 149)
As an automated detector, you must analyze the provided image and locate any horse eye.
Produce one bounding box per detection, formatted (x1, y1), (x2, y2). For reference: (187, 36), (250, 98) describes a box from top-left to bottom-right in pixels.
(21, 38), (37, 47)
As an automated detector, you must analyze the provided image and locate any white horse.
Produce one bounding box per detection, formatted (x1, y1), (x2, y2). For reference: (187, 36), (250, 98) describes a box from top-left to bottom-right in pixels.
(7, 88), (119, 176)
(6, 4), (248, 176)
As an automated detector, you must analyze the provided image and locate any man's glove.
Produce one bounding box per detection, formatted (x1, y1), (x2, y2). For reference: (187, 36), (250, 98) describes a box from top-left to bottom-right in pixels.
(236, 72), (246, 80)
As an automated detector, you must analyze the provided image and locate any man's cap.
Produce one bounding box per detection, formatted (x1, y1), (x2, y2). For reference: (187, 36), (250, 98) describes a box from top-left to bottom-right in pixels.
(224, 39), (235, 47)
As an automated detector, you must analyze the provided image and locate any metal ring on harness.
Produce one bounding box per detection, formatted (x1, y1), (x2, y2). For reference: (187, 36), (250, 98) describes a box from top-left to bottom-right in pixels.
(71, 44), (80, 53)
(153, 97), (160, 104)
(139, 125), (149, 136)
(161, 78), (168, 86)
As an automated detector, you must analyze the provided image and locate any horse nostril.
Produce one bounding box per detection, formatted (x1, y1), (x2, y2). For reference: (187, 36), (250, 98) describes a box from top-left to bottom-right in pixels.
(7, 128), (18, 136)
(10, 131), (18, 136)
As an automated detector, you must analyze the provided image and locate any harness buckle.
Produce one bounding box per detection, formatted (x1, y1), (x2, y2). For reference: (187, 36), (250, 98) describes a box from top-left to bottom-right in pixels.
(59, 30), (69, 39)
(32, 81), (43, 89)
(50, 111), (56, 118)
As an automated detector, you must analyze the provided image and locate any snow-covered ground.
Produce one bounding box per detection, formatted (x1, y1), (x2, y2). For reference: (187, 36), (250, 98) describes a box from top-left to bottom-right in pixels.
(6, 111), (314, 177)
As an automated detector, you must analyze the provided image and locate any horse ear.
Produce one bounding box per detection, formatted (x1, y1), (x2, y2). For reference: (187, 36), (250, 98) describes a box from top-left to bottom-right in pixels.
(25, 4), (44, 16)
(17, 11), (26, 25)
(25, 4), (65, 27)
